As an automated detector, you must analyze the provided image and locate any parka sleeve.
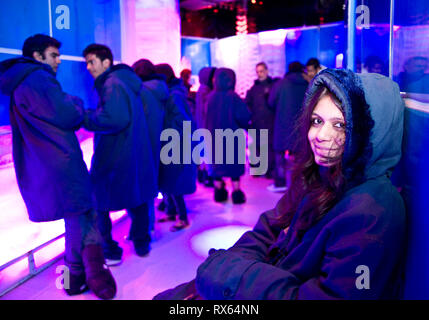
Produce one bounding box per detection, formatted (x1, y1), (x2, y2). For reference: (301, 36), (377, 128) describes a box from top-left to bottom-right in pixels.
(195, 198), (406, 300)
(83, 79), (131, 134)
(227, 209), (281, 261)
(233, 94), (251, 129)
(23, 71), (84, 130)
(164, 91), (192, 131)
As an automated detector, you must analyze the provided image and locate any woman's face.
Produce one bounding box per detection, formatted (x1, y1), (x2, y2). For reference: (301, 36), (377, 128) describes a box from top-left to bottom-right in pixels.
(308, 94), (346, 167)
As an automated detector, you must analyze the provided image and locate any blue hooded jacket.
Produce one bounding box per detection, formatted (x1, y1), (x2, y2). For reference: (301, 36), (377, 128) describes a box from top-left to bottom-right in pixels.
(158, 77), (197, 195)
(84, 64), (157, 211)
(140, 74), (168, 178)
(0, 57), (92, 222)
(205, 68), (251, 178)
(195, 69), (407, 300)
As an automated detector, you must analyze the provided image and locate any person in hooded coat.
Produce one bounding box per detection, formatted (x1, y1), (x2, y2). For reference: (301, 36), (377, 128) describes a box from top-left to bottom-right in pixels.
(155, 63), (197, 232)
(0, 34), (116, 300)
(132, 58), (167, 233)
(245, 62), (277, 179)
(82, 44), (157, 263)
(195, 66), (216, 187)
(267, 61), (308, 193)
(153, 69), (406, 300)
(205, 67), (251, 204)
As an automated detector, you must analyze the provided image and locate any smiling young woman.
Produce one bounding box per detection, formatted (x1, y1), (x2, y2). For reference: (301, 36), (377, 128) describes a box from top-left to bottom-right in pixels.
(154, 69), (407, 300)
(307, 89), (346, 167)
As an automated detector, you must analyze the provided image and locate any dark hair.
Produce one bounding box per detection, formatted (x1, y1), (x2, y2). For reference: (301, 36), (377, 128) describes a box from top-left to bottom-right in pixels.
(275, 87), (346, 235)
(306, 58), (321, 69)
(82, 43), (113, 66)
(287, 61), (304, 74)
(22, 34), (61, 59)
(154, 63), (176, 84)
(256, 62), (268, 69)
(132, 59), (156, 80)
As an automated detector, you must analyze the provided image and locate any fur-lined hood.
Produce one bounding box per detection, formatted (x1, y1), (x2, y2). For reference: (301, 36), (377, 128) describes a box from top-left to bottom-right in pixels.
(303, 69), (404, 184)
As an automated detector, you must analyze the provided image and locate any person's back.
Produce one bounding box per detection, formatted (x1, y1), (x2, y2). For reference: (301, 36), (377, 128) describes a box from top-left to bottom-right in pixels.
(205, 68), (251, 204)
(155, 63), (196, 231)
(195, 67), (216, 129)
(206, 68), (250, 133)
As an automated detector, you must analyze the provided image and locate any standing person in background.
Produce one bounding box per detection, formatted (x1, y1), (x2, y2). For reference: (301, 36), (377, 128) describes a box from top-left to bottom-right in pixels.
(155, 63), (197, 232)
(0, 34), (116, 299)
(83, 44), (157, 263)
(180, 68), (196, 121)
(304, 58), (323, 82)
(132, 58), (167, 236)
(195, 67), (217, 187)
(364, 55), (386, 75)
(205, 68), (251, 204)
(268, 61), (308, 193)
(245, 62), (277, 179)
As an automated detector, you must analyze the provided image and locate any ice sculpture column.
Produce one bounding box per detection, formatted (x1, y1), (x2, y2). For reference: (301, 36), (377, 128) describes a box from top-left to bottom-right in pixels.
(120, 0), (181, 74)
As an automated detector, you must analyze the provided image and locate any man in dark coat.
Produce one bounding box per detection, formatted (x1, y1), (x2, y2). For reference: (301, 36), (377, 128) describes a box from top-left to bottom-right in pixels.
(205, 68), (251, 204)
(83, 44), (157, 263)
(268, 61), (308, 192)
(155, 63), (197, 232)
(0, 34), (116, 299)
(245, 62), (277, 178)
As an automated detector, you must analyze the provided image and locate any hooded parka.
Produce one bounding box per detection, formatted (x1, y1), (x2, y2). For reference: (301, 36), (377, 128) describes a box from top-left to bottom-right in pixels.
(205, 68), (251, 178)
(0, 57), (92, 222)
(84, 64), (157, 211)
(158, 77), (197, 195)
(195, 69), (407, 300)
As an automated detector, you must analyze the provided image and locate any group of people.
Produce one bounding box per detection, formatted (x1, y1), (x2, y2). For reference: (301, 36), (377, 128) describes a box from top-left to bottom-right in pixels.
(0, 32), (408, 300)
(0, 34), (198, 299)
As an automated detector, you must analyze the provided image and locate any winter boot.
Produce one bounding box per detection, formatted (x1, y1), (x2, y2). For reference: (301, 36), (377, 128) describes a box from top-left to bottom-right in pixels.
(214, 182), (228, 202)
(232, 189), (246, 204)
(82, 244), (117, 300)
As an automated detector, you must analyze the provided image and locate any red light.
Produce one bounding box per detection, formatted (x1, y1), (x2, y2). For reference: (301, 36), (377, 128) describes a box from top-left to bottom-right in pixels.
(214, 8), (218, 13)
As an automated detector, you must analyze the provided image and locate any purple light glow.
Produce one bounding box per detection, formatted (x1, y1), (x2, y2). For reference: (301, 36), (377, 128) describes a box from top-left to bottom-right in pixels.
(0, 136), (127, 293)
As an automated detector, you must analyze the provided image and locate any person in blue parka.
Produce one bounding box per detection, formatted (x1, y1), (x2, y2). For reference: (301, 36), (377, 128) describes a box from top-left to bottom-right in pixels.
(154, 69), (407, 300)
(205, 67), (251, 204)
(82, 44), (157, 263)
(0, 34), (116, 300)
(155, 63), (197, 232)
(132, 58), (167, 232)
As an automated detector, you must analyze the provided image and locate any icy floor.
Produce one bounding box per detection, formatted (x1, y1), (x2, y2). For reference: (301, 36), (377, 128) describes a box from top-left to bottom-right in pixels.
(0, 136), (283, 300)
